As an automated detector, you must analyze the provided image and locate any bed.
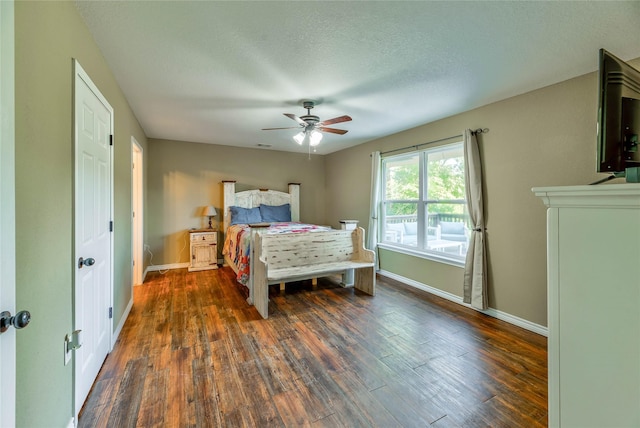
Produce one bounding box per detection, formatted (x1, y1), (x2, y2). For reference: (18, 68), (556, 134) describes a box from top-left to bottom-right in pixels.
(222, 181), (323, 295)
(221, 181), (375, 318)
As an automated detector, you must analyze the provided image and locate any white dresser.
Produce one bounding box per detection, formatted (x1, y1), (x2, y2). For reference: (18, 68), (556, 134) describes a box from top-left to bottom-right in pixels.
(533, 184), (640, 428)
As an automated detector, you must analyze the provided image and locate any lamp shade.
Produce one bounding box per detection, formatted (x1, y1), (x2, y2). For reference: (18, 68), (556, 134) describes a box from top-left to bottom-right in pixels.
(309, 130), (323, 146)
(293, 131), (305, 145)
(203, 205), (217, 217)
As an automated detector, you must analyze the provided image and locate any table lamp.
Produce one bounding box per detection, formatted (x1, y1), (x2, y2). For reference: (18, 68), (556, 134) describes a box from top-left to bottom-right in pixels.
(203, 205), (217, 229)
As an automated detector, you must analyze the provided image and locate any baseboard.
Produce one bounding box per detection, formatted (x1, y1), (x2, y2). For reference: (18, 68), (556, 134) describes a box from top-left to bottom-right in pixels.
(145, 262), (189, 274)
(112, 296), (133, 348)
(67, 417), (75, 428)
(378, 269), (548, 337)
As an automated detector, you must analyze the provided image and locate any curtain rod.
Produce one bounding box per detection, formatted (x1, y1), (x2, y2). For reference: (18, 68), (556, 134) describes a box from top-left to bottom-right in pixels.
(380, 128), (489, 156)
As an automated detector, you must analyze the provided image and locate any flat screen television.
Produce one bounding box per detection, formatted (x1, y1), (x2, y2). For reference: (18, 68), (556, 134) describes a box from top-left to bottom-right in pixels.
(596, 49), (640, 183)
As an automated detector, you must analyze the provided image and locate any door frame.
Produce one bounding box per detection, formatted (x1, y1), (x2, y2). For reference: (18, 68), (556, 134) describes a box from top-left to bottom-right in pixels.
(131, 137), (143, 285)
(73, 59), (115, 418)
(0, 0), (16, 426)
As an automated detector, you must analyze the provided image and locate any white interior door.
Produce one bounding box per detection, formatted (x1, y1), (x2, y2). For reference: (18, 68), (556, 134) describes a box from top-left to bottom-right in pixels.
(132, 138), (143, 285)
(0, 1), (16, 426)
(74, 60), (113, 417)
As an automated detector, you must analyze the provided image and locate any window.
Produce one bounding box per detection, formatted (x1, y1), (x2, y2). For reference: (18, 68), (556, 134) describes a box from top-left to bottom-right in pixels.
(379, 142), (469, 262)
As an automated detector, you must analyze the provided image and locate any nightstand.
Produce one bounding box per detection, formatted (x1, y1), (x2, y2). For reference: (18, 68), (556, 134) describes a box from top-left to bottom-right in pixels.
(188, 229), (218, 271)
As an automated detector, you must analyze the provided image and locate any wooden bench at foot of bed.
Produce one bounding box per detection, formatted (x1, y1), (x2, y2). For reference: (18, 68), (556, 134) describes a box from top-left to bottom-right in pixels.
(252, 227), (375, 318)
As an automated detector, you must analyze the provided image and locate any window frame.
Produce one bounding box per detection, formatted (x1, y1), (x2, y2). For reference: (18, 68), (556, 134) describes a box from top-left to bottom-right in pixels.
(377, 141), (469, 267)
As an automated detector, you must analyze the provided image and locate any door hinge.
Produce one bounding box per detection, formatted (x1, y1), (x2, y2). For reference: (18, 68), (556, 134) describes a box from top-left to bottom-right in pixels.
(109, 221), (113, 232)
(109, 135), (113, 146)
(109, 307), (113, 319)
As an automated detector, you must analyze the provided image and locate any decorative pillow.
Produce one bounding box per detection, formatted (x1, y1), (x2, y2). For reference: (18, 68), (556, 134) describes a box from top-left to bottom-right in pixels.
(259, 203), (291, 223)
(386, 223), (404, 234)
(440, 221), (464, 235)
(229, 206), (262, 225)
(404, 222), (418, 236)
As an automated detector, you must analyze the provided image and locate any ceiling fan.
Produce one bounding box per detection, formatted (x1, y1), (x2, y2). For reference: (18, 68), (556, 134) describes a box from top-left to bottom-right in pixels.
(262, 100), (352, 147)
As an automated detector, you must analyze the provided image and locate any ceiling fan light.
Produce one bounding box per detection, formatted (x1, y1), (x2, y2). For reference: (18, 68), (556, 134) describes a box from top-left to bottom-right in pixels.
(309, 130), (323, 146)
(293, 131), (305, 145)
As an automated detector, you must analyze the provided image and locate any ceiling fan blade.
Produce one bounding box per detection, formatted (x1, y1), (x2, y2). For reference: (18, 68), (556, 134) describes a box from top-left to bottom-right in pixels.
(318, 115), (352, 126)
(284, 113), (307, 126)
(318, 127), (348, 135)
(261, 126), (300, 131)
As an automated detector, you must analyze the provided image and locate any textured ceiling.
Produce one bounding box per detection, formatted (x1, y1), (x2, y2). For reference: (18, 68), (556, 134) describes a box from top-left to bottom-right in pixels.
(74, 1), (640, 155)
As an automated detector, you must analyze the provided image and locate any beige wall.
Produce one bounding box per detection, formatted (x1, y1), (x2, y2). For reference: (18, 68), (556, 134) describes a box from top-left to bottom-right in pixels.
(325, 65), (635, 328)
(15, 1), (147, 426)
(146, 139), (326, 265)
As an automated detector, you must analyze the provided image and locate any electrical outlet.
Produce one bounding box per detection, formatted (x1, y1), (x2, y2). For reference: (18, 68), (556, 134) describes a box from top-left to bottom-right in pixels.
(144, 244), (150, 251)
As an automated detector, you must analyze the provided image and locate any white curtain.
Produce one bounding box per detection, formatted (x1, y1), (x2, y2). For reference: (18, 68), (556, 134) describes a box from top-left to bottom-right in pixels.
(462, 130), (488, 310)
(368, 151), (381, 270)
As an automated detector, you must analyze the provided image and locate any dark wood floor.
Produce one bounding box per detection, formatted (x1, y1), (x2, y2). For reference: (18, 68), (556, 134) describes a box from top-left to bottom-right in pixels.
(78, 267), (547, 427)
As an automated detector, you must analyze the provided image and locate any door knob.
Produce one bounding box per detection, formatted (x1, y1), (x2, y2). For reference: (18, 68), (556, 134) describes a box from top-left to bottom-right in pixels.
(78, 257), (96, 269)
(0, 310), (31, 333)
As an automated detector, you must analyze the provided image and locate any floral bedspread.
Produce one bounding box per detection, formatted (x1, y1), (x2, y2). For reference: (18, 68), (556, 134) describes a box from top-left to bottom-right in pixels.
(222, 222), (331, 287)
